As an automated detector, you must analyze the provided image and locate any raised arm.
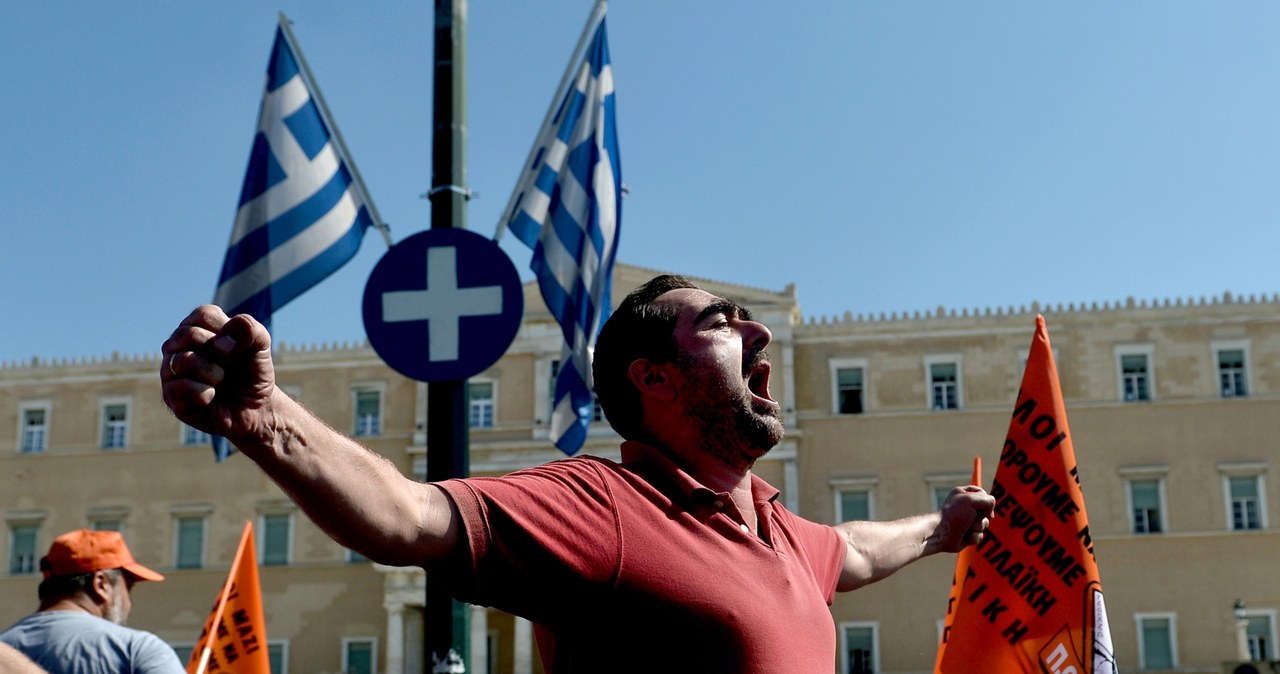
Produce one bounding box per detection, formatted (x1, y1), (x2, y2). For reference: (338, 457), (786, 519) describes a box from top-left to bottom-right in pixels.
(160, 305), (459, 567)
(835, 485), (992, 592)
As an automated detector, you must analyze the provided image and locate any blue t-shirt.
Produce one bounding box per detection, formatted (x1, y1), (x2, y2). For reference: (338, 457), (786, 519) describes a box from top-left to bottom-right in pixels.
(0, 611), (185, 674)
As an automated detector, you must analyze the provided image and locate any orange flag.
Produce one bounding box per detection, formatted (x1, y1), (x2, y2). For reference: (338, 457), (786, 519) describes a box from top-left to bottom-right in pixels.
(936, 316), (1116, 673)
(188, 521), (270, 674)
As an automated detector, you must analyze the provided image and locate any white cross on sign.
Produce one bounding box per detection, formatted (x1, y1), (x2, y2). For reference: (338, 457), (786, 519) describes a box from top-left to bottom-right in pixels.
(380, 246), (504, 362)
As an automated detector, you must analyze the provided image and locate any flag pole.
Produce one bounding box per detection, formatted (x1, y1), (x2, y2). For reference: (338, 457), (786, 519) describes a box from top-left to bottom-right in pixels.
(193, 522), (254, 674)
(277, 12), (393, 248)
(493, 0), (607, 241)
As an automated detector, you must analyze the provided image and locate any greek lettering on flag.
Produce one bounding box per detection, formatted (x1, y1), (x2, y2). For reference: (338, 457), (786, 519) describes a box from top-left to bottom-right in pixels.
(503, 16), (621, 456)
(214, 26), (372, 329)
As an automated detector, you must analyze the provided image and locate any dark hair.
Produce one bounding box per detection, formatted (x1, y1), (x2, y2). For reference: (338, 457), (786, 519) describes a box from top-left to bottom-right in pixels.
(593, 275), (701, 440)
(36, 565), (123, 602)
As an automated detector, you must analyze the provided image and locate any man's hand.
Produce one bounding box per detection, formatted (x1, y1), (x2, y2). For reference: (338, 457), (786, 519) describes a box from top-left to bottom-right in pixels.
(927, 485), (995, 553)
(160, 305), (276, 446)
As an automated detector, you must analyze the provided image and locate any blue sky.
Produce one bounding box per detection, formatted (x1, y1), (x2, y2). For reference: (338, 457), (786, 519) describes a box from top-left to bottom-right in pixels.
(4, 2), (1279, 363)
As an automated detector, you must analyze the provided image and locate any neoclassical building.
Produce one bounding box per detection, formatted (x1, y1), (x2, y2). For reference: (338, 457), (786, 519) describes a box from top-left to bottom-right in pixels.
(2, 264), (1276, 673)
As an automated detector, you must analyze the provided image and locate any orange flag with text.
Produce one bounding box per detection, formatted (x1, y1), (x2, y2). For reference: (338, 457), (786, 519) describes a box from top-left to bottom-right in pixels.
(935, 316), (1116, 674)
(187, 521), (270, 674)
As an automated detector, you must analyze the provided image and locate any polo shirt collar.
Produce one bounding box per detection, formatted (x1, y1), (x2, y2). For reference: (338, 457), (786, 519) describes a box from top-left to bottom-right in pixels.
(619, 440), (781, 507)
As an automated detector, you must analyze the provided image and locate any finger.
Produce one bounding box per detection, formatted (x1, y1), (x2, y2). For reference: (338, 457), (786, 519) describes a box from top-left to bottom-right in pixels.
(161, 378), (217, 418)
(167, 349), (225, 386)
(212, 313), (272, 357)
(178, 304), (232, 331)
(161, 325), (218, 383)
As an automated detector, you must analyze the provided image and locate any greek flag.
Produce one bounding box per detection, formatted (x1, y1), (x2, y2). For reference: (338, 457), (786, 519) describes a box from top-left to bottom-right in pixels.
(502, 15), (621, 455)
(214, 25), (373, 329)
(211, 20), (380, 462)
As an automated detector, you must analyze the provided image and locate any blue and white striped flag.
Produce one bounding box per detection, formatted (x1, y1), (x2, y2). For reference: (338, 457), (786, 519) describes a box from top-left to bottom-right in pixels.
(502, 15), (621, 455)
(210, 21), (377, 462)
(214, 25), (372, 330)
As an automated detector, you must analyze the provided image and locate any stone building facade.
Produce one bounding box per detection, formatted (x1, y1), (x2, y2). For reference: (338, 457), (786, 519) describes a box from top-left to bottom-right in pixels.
(2, 264), (1276, 673)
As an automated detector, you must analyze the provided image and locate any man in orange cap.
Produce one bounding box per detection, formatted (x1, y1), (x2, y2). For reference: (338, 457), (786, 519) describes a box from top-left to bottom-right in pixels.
(0, 529), (184, 674)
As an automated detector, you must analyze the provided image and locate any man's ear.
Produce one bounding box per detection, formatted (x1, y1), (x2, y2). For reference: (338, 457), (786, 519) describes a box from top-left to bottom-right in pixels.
(627, 359), (677, 401)
(88, 571), (113, 604)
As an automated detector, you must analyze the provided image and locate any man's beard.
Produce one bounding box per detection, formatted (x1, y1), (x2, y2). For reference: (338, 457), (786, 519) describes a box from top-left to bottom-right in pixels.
(678, 350), (784, 470)
(103, 587), (127, 625)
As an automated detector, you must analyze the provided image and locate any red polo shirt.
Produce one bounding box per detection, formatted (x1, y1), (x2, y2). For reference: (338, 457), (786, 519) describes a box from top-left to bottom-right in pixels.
(432, 441), (846, 673)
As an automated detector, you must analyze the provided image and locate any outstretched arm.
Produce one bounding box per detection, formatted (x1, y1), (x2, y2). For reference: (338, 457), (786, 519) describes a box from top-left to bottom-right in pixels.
(161, 305), (460, 567)
(835, 485), (992, 592)
(0, 643), (49, 674)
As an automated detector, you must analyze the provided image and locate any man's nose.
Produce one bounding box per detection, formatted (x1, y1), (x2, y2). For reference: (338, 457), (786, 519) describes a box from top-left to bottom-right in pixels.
(742, 319), (772, 350)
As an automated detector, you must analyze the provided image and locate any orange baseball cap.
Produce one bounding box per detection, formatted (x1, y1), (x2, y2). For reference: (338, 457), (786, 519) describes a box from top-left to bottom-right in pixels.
(41, 529), (164, 582)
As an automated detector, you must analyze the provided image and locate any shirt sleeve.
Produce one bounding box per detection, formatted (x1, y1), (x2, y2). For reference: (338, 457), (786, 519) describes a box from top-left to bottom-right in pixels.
(429, 458), (623, 623)
(775, 507), (846, 605)
(132, 631), (187, 674)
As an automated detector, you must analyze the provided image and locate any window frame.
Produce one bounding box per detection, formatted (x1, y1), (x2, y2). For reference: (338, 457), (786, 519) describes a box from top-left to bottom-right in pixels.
(181, 424), (211, 447)
(1115, 345), (1155, 403)
(1217, 462), (1269, 532)
(351, 383), (386, 438)
(926, 473), (970, 511)
(1242, 609), (1278, 663)
(267, 640), (289, 674)
(1212, 339), (1251, 399)
(341, 637), (378, 674)
(924, 354), (963, 411)
(171, 504), (212, 570)
(258, 507), (295, 567)
(829, 358), (869, 415)
(18, 400), (51, 454)
(830, 477), (878, 523)
(87, 506), (130, 535)
(1119, 467), (1170, 535)
(1135, 612), (1178, 670)
(6, 515), (43, 576)
(99, 396), (132, 450)
(468, 378), (497, 429)
(838, 620), (880, 674)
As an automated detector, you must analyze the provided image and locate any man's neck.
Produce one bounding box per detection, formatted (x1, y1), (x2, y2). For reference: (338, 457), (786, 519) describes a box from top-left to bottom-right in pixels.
(38, 596), (100, 617)
(656, 437), (755, 495)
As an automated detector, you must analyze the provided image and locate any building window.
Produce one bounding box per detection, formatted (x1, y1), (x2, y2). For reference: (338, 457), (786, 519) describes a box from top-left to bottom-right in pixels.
(182, 425), (211, 446)
(8, 523), (39, 575)
(175, 514), (206, 570)
(1128, 478), (1165, 534)
(346, 547), (369, 564)
(342, 638), (377, 674)
(549, 359), (563, 422)
(171, 644), (194, 668)
(1136, 613), (1177, 670)
(101, 400), (130, 449)
(19, 403), (50, 454)
(831, 478), (877, 523)
(925, 355), (962, 410)
(88, 507), (128, 534)
(830, 359), (867, 415)
(840, 622), (879, 674)
(1115, 346), (1154, 402)
(260, 512), (293, 566)
(1244, 611), (1276, 662)
(1227, 475), (1264, 531)
(1215, 342), (1249, 398)
(469, 381), (495, 428)
(549, 360), (604, 424)
(268, 641), (288, 674)
(353, 388), (382, 437)
(926, 473), (969, 511)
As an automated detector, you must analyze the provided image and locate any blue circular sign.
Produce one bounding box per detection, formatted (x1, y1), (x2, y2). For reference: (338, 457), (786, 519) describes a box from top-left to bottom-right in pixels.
(362, 228), (524, 382)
